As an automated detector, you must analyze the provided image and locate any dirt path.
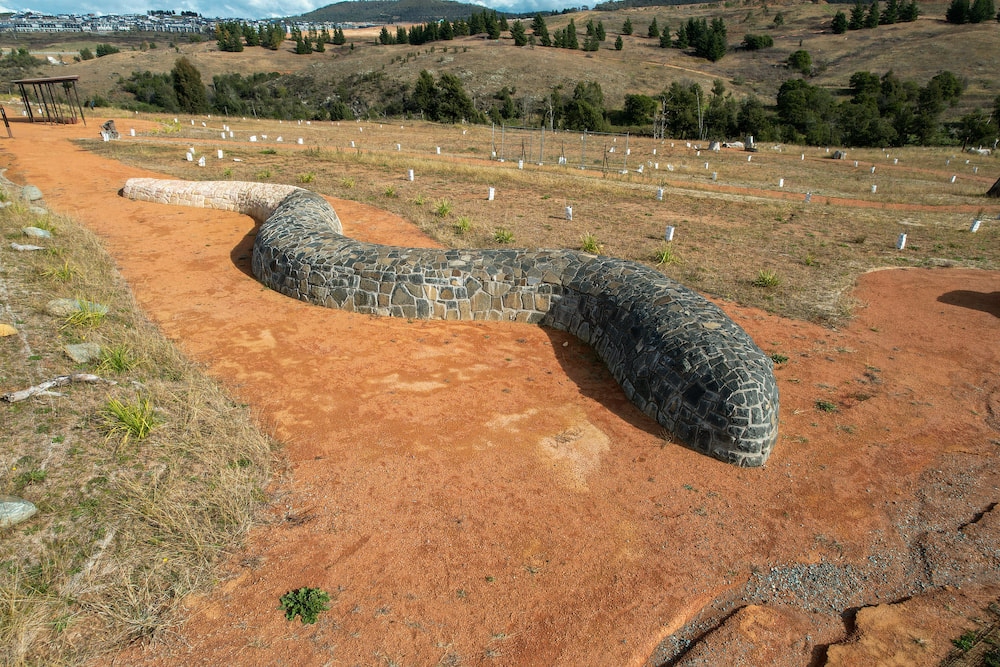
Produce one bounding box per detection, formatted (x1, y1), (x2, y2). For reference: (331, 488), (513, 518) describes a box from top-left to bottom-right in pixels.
(2, 119), (998, 666)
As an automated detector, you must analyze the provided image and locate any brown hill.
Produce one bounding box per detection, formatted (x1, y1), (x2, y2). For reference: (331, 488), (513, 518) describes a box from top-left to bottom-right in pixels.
(3, 1), (997, 122)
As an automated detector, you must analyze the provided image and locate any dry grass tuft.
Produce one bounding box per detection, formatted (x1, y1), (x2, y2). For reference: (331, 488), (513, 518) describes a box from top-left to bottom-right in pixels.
(0, 198), (275, 664)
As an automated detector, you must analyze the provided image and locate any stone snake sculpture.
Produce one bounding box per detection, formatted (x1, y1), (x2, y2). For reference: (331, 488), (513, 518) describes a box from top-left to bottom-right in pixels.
(122, 178), (779, 466)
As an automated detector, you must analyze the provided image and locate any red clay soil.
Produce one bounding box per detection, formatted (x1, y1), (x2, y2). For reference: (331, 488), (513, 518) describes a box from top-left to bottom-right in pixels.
(2, 119), (998, 666)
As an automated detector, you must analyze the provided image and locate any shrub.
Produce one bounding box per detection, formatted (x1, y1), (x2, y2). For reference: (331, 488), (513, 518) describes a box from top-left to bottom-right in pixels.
(455, 216), (472, 234)
(98, 344), (138, 373)
(95, 43), (120, 57)
(279, 587), (330, 624)
(435, 200), (452, 217)
(296, 172), (315, 184)
(654, 245), (678, 265)
(742, 34), (774, 50)
(102, 395), (159, 445)
(752, 269), (782, 288)
(493, 227), (514, 244)
(580, 232), (602, 254)
(787, 50), (812, 75)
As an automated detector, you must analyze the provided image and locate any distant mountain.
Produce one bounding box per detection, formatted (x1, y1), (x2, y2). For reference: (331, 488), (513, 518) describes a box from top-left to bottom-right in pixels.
(297, 0), (507, 24)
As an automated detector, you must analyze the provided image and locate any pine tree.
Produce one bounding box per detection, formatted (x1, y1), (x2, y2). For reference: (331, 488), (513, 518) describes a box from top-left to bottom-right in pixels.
(243, 23), (259, 46)
(675, 24), (689, 48)
(865, 0), (881, 27)
(832, 10), (849, 32)
(946, 0), (969, 22)
(622, 17), (633, 35)
(615, 35), (623, 50)
(899, 0), (920, 20)
(333, 28), (346, 45)
(565, 19), (579, 49)
(849, 1), (867, 28)
(511, 20), (528, 46)
(881, 0), (900, 23)
(531, 14), (551, 46)
(659, 26), (672, 47)
(171, 57), (207, 113)
(969, 0), (995, 22)
(596, 21), (606, 41)
(648, 18), (660, 38)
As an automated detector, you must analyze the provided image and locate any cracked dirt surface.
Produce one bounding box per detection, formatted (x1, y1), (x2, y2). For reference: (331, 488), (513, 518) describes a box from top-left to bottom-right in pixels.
(1, 118), (997, 666)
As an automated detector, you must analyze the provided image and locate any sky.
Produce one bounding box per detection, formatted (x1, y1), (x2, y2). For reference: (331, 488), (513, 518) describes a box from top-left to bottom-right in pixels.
(1, 0), (574, 20)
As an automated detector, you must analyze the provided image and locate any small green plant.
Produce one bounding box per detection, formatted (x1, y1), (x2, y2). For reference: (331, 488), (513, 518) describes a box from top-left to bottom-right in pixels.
(435, 200), (453, 217)
(259, 148), (277, 155)
(455, 216), (472, 234)
(654, 245), (678, 265)
(580, 232), (602, 254)
(770, 353), (789, 364)
(815, 399), (838, 413)
(62, 302), (106, 329)
(255, 169), (272, 180)
(13, 469), (47, 491)
(98, 344), (138, 373)
(43, 260), (75, 282)
(752, 269), (782, 288)
(803, 253), (816, 266)
(222, 168), (233, 178)
(297, 172), (316, 184)
(984, 647), (1000, 667)
(340, 177), (355, 189)
(102, 395), (159, 445)
(952, 630), (977, 652)
(383, 186), (397, 198)
(493, 227), (514, 244)
(279, 587), (331, 624)
(414, 194), (426, 205)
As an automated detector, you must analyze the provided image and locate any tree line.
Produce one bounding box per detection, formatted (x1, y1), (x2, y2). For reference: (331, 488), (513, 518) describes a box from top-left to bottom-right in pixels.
(117, 58), (999, 149)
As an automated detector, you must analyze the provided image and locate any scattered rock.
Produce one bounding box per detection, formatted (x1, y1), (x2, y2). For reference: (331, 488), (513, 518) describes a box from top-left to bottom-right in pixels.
(64, 342), (102, 363)
(29, 205), (47, 216)
(832, 150), (847, 160)
(22, 226), (52, 238)
(45, 298), (108, 317)
(0, 495), (38, 528)
(21, 185), (43, 201)
(0, 201), (13, 208)
(0, 323), (18, 337)
(10, 243), (44, 251)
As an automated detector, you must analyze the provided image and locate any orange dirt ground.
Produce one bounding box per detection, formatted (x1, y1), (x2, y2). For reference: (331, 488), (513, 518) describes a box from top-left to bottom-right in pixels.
(2, 118), (998, 666)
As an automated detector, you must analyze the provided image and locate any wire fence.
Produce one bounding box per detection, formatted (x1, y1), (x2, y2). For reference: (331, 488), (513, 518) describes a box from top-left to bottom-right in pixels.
(490, 125), (634, 174)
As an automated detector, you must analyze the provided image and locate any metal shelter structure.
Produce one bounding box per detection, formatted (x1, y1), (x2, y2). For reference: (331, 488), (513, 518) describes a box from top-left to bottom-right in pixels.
(12, 75), (87, 126)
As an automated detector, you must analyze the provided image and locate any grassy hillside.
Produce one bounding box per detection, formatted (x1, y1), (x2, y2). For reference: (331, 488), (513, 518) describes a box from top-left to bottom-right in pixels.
(298, 0), (502, 24)
(2, 1), (997, 124)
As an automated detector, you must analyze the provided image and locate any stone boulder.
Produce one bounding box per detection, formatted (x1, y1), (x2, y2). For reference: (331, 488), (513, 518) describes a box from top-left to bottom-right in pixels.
(0, 495), (38, 528)
(21, 184), (43, 201)
(100, 119), (120, 141)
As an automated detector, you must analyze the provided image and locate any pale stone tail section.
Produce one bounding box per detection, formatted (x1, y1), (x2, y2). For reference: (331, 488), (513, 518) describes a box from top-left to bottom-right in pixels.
(122, 178), (779, 467)
(122, 179), (324, 230)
